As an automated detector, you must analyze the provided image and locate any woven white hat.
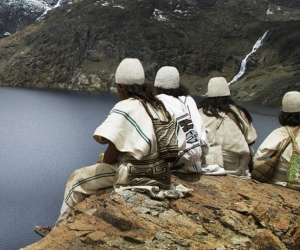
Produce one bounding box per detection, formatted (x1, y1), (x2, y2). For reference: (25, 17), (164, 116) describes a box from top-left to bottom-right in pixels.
(115, 58), (145, 85)
(207, 77), (230, 97)
(282, 91), (300, 113)
(154, 66), (180, 89)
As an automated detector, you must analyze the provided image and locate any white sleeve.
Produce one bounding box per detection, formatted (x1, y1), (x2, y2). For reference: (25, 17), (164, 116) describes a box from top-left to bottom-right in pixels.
(254, 130), (281, 160)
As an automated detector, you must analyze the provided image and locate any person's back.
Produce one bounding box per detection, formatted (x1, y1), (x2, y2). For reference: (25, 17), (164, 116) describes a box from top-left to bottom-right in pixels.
(34, 58), (190, 238)
(154, 66), (208, 173)
(198, 77), (257, 178)
(93, 62), (186, 189)
(253, 91), (300, 187)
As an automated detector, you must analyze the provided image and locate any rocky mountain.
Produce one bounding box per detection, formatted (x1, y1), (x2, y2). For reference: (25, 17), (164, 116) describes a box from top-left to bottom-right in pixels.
(21, 175), (300, 249)
(0, 0), (300, 107)
(0, 0), (74, 39)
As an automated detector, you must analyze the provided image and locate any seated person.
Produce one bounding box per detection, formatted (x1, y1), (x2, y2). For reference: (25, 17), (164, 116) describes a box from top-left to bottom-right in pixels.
(253, 91), (300, 187)
(198, 77), (257, 178)
(34, 58), (189, 237)
(154, 66), (209, 173)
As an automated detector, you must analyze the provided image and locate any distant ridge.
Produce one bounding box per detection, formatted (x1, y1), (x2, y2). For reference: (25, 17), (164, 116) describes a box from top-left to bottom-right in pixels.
(0, 0), (300, 107)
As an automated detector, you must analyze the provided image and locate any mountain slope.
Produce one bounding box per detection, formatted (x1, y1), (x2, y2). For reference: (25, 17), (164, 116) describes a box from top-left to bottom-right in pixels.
(0, 0), (74, 39)
(0, 0), (299, 106)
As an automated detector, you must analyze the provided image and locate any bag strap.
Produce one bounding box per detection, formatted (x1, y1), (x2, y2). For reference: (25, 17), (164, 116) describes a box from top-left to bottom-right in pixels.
(140, 100), (154, 119)
(184, 96), (193, 118)
(208, 113), (224, 145)
(178, 96), (188, 113)
(286, 126), (300, 152)
(215, 113), (225, 131)
(275, 126), (300, 157)
(178, 97), (194, 120)
(139, 99), (171, 122)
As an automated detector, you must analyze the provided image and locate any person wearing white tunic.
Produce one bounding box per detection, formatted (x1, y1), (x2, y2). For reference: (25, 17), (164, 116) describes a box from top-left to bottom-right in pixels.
(198, 77), (257, 178)
(34, 58), (189, 237)
(253, 91), (300, 187)
(154, 66), (211, 174)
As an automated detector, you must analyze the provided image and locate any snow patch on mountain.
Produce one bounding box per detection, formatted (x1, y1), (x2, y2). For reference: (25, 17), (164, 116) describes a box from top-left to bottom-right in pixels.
(153, 9), (169, 22)
(0, 0), (74, 38)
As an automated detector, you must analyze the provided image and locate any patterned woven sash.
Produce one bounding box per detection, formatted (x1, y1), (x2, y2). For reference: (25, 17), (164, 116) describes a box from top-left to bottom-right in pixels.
(126, 153), (171, 189)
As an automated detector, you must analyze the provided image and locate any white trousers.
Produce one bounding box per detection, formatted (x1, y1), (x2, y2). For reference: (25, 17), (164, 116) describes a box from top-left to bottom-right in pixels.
(55, 162), (118, 226)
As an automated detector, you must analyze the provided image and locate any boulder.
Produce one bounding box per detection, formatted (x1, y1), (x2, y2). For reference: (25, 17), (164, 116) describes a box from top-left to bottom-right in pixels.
(21, 174), (300, 249)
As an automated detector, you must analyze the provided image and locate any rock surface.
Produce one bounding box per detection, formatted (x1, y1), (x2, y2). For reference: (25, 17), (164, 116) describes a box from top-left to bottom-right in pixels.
(21, 174), (300, 249)
(0, 0), (74, 39)
(0, 0), (300, 107)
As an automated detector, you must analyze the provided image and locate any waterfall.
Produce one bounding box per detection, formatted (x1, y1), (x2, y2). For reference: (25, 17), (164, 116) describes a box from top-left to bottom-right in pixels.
(228, 30), (271, 85)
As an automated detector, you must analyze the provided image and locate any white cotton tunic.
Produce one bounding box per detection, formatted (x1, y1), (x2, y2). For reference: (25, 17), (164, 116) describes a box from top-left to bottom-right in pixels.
(199, 105), (257, 177)
(156, 94), (208, 173)
(179, 95), (208, 149)
(254, 126), (300, 186)
(56, 98), (190, 226)
(94, 98), (186, 158)
(156, 94), (206, 143)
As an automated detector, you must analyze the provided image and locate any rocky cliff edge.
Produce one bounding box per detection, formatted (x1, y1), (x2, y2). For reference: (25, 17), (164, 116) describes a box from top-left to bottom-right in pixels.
(21, 174), (300, 250)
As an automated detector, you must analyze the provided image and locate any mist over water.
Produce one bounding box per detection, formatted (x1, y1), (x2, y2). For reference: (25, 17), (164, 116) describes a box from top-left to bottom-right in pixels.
(0, 87), (279, 249)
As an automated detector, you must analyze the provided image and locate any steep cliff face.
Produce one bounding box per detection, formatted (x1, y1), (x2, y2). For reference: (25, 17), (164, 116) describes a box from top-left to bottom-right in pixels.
(0, 0), (300, 106)
(21, 175), (300, 249)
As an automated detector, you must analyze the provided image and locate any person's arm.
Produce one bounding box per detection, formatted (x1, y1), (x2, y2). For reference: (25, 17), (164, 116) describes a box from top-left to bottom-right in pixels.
(103, 141), (120, 164)
(97, 140), (120, 164)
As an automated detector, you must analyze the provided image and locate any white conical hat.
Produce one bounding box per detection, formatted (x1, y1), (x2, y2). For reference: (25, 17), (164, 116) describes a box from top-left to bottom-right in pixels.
(115, 58), (145, 85)
(207, 77), (230, 97)
(282, 91), (300, 113)
(154, 66), (180, 89)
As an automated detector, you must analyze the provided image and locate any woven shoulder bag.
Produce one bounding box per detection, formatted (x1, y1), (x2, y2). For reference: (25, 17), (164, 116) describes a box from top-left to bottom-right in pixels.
(251, 127), (298, 183)
(286, 126), (300, 190)
(140, 101), (179, 162)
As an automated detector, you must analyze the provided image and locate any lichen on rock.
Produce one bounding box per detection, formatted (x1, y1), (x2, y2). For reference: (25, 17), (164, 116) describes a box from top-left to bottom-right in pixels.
(21, 175), (300, 249)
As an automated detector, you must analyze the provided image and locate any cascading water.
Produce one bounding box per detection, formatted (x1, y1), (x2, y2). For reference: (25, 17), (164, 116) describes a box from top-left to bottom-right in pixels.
(228, 30), (272, 85)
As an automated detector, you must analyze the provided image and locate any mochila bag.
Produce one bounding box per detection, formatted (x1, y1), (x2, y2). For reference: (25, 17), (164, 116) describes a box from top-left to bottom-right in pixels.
(203, 115), (224, 167)
(251, 153), (282, 183)
(251, 129), (293, 183)
(140, 100), (179, 162)
(286, 126), (300, 191)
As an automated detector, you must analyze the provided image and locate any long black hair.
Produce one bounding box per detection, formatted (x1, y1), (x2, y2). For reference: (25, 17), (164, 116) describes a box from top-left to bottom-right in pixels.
(198, 96), (253, 124)
(156, 84), (189, 98)
(278, 111), (300, 127)
(121, 83), (165, 111)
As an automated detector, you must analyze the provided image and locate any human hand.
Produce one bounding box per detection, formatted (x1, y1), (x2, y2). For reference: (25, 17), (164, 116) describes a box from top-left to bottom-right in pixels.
(97, 153), (104, 163)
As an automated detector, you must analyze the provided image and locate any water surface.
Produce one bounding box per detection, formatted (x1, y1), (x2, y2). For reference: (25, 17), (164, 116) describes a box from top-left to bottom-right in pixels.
(0, 87), (118, 249)
(0, 87), (280, 249)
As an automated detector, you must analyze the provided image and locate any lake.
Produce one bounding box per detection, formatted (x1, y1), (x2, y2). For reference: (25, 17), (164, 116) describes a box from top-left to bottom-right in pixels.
(0, 87), (280, 249)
